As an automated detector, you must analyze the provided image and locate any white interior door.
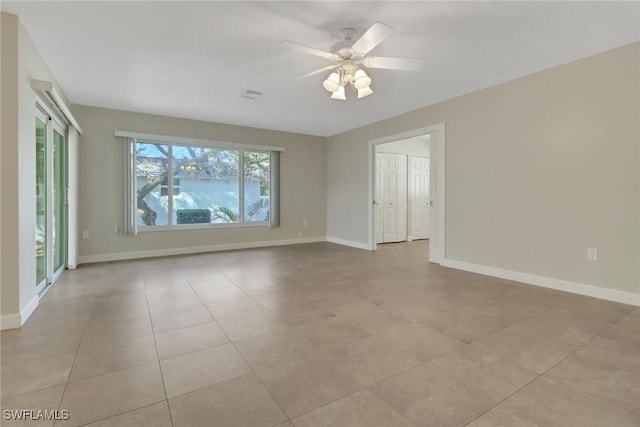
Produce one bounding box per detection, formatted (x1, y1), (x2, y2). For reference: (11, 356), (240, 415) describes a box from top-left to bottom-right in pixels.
(374, 153), (384, 244)
(382, 153), (407, 243)
(397, 155), (407, 241)
(410, 156), (430, 240)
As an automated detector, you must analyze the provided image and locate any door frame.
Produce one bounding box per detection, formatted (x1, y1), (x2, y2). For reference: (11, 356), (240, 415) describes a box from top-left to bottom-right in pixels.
(368, 123), (446, 263)
(35, 100), (68, 295)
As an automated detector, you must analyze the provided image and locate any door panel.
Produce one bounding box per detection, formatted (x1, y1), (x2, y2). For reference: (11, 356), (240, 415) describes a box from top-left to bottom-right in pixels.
(382, 153), (408, 243)
(53, 128), (66, 273)
(36, 117), (47, 288)
(374, 153), (384, 244)
(411, 156), (430, 240)
(36, 108), (67, 293)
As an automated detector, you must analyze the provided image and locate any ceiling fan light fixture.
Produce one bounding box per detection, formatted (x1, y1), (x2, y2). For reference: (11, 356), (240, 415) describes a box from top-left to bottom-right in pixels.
(357, 86), (373, 99)
(330, 85), (346, 100)
(353, 69), (372, 90)
(322, 72), (340, 92)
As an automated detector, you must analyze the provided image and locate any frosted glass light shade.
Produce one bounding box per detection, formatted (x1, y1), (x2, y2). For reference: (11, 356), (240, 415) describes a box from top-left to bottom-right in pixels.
(353, 69), (372, 90)
(322, 73), (340, 92)
(330, 85), (346, 100)
(357, 86), (373, 98)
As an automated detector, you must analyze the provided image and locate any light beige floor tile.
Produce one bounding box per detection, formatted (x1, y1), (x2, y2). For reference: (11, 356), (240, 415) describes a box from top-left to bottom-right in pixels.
(315, 334), (423, 386)
(13, 311), (91, 337)
(0, 385), (65, 427)
(383, 300), (502, 343)
(503, 309), (612, 345)
(371, 364), (495, 427)
(69, 335), (158, 382)
(147, 292), (202, 315)
(206, 298), (265, 320)
(143, 273), (189, 289)
(313, 294), (378, 316)
(257, 357), (364, 418)
(3, 240), (637, 426)
(234, 329), (316, 371)
(1, 328), (83, 365)
(340, 306), (414, 335)
(252, 291), (312, 310)
(272, 306), (336, 327)
(88, 302), (149, 324)
(292, 317), (371, 349)
(144, 284), (195, 300)
(151, 305), (213, 333)
(601, 309), (640, 346)
(97, 281), (145, 296)
(155, 321), (228, 359)
(188, 274), (237, 291)
(0, 352), (75, 398)
(502, 377), (640, 427)
(427, 345), (538, 402)
(160, 343), (251, 398)
(544, 353), (640, 411)
(57, 362), (166, 427)
(94, 291), (147, 308)
(218, 311), (289, 341)
(370, 323), (464, 363)
(79, 316), (152, 349)
(469, 329), (579, 374)
(576, 335), (640, 373)
(169, 374), (287, 427)
(82, 401), (172, 427)
(196, 286), (250, 305)
(466, 406), (540, 427)
(292, 389), (414, 427)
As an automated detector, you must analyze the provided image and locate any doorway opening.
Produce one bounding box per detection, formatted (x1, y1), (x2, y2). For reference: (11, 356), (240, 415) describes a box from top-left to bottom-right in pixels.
(369, 124), (445, 264)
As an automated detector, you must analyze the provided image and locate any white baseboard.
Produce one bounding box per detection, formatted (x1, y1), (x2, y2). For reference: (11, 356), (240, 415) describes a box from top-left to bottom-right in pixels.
(326, 236), (371, 251)
(0, 294), (39, 330)
(441, 258), (640, 307)
(78, 236), (326, 264)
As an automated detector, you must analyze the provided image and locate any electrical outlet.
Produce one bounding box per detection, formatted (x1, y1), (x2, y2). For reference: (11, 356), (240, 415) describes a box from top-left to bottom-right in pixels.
(587, 247), (598, 261)
(303, 220), (308, 227)
(297, 232), (302, 237)
(82, 230), (90, 240)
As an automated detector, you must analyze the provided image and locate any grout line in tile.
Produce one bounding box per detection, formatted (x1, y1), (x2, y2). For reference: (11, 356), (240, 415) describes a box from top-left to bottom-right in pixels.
(144, 276), (175, 427)
(199, 293), (293, 424)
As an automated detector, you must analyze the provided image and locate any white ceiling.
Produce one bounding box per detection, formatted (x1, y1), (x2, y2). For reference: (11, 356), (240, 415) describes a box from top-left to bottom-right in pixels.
(3, 1), (639, 137)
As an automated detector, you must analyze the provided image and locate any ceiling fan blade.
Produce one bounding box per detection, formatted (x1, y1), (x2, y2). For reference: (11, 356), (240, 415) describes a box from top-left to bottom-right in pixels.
(362, 56), (424, 71)
(350, 22), (395, 55)
(296, 64), (338, 80)
(280, 40), (338, 61)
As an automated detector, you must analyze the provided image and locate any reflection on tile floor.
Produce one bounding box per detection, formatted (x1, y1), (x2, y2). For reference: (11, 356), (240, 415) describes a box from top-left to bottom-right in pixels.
(1, 241), (638, 426)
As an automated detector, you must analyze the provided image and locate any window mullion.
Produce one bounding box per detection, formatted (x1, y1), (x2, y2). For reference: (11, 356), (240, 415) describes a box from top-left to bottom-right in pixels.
(239, 149), (245, 223)
(168, 144), (173, 225)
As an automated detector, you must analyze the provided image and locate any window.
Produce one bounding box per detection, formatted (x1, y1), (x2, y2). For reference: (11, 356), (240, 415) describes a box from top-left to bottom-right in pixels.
(124, 136), (280, 231)
(160, 177), (180, 197)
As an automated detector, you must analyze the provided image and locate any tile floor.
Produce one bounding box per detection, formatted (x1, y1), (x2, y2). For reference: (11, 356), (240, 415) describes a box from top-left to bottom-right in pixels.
(1, 241), (638, 426)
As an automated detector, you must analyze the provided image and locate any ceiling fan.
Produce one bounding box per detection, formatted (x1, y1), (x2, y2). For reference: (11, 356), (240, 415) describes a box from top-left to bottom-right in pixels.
(282, 22), (423, 100)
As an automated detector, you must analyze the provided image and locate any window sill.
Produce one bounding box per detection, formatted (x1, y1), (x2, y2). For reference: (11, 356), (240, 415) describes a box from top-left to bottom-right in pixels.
(138, 222), (269, 232)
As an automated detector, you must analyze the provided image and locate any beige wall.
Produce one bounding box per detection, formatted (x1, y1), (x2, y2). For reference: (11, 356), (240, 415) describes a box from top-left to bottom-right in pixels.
(1, 13), (21, 322)
(1, 12), (72, 327)
(72, 105), (327, 261)
(328, 43), (640, 295)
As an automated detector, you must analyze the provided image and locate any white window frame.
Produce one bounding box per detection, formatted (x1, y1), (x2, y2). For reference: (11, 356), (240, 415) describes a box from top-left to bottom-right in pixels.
(117, 131), (283, 233)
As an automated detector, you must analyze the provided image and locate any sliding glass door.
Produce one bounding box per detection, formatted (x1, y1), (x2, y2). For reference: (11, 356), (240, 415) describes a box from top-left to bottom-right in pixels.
(36, 107), (67, 293)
